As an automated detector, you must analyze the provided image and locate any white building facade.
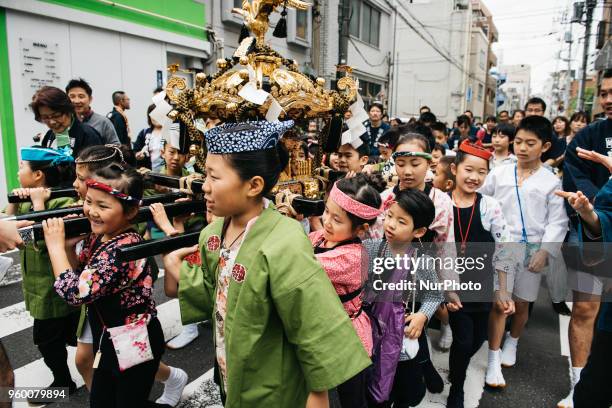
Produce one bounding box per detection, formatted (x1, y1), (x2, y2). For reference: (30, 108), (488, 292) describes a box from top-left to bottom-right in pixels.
(390, 0), (474, 124)
(0, 0), (213, 205)
(498, 64), (532, 114)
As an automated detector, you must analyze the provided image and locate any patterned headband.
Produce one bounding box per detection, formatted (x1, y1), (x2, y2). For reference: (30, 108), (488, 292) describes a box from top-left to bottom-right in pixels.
(391, 151), (432, 161)
(85, 179), (141, 204)
(329, 182), (383, 220)
(458, 139), (492, 161)
(75, 145), (124, 165)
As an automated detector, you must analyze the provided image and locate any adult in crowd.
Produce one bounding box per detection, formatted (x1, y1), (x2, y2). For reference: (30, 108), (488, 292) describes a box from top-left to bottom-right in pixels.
(498, 110), (510, 124)
(524, 97), (564, 169)
(512, 109), (525, 127)
(133, 104), (164, 171)
(463, 110), (480, 134)
(476, 115), (497, 148)
(556, 147), (612, 408)
(419, 111), (437, 128)
(107, 90), (132, 147)
(0, 220), (33, 253)
(365, 102), (390, 159)
(65, 78), (119, 145)
(448, 114), (475, 150)
(0, 340), (12, 408)
(33, 86), (102, 157)
(389, 117), (403, 127)
(558, 68), (612, 408)
(567, 111), (590, 144)
(553, 116), (571, 140)
(0, 219), (35, 407)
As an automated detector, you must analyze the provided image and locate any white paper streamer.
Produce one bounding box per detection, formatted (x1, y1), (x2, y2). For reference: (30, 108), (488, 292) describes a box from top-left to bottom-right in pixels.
(265, 98), (284, 122)
(150, 91), (174, 147)
(152, 90), (167, 105)
(341, 129), (352, 146)
(350, 123), (367, 139)
(341, 92), (369, 148)
(238, 82), (270, 105)
(194, 118), (207, 133)
(149, 99), (173, 125)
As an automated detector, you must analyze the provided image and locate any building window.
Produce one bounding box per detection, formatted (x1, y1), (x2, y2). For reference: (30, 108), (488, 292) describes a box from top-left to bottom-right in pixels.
(478, 84), (484, 101)
(287, 8), (312, 47)
(479, 50), (486, 70)
(359, 79), (383, 104)
(296, 9), (308, 40)
(223, 0), (245, 25)
(350, 0), (361, 37)
(350, 1), (381, 47)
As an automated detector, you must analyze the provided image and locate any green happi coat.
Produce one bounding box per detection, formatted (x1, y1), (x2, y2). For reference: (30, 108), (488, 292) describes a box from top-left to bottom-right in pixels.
(17, 197), (80, 319)
(179, 206), (371, 407)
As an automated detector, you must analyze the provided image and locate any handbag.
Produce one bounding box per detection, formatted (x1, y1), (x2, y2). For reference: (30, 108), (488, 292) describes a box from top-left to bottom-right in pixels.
(93, 305), (154, 372)
(88, 233), (154, 372)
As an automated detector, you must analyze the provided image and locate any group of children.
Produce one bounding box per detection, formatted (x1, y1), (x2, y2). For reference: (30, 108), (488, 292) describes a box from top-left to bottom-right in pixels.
(1, 107), (599, 408)
(292, 113), (571, 407)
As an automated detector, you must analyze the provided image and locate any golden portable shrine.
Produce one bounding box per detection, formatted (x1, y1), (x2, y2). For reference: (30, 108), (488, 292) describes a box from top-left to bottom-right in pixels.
(159, 0), (362, 202)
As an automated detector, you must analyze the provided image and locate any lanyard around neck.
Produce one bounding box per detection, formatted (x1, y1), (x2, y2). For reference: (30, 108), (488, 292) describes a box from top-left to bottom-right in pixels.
(453, 192), (477, 252)
(514, 165), (529, 243)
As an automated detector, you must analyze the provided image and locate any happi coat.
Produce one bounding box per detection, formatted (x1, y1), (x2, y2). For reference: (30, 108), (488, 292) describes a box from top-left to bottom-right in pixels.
(179, 206), (371, 407)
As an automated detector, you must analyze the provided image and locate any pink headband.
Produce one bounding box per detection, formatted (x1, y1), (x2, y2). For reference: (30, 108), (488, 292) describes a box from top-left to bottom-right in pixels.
(329, 183), (383, 220)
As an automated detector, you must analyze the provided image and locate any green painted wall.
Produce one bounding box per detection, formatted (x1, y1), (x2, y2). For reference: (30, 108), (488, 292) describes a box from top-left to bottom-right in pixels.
(0, 8), (18, 192)
(40, 0), (207, 40)
(0, 1), (208, 194)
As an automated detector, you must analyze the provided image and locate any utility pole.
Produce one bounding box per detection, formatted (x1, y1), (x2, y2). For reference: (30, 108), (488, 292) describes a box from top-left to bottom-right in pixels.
(565, 27), (573, 114)
(577, 0), (596, 111)
(337, 0), (351, 80)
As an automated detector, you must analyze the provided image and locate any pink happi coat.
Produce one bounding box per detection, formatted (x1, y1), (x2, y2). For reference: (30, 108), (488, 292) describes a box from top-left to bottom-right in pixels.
(308, 230), (373, 356)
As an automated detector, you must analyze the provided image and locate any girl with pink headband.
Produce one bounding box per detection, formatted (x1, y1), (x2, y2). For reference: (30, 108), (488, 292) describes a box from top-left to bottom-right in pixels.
(308, 173), (386, 408)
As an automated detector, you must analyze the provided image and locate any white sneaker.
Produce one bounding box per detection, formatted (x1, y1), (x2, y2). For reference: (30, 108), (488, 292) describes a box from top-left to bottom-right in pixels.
(0, 256), (13, 284)
(485, 350), (506, 388)
(156, 367), (188, 406)
(501, 334), (518, 367)
(166, 323), (199, 350)
(557, 390), (573, 408)
(558, 367), (581, 408)
(438, 323), (453, 351)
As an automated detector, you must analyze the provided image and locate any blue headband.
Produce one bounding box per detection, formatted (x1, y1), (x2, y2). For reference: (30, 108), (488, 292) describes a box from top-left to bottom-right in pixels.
(204, 120), (294, 154)
(21, 147), (74, 166)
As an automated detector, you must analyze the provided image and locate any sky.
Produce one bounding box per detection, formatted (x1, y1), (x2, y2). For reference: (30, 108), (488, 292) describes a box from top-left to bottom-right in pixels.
(487, 0), (602, 94)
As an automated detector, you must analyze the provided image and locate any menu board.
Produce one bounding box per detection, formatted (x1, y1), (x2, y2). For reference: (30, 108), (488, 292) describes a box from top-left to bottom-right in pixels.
(20, 38), (61, 108)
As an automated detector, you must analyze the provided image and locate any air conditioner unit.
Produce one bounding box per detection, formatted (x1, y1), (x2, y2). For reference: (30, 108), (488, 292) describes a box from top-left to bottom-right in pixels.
(186, 57), (204, 71)
(455, 0), (469, 10)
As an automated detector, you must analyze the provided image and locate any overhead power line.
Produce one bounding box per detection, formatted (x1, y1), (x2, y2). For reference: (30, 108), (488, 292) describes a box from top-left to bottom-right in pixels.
(382, 0), (475, 80)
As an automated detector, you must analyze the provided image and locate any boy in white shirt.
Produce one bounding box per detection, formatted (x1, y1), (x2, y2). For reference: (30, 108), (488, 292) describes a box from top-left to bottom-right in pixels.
(480, 116), (568, 385)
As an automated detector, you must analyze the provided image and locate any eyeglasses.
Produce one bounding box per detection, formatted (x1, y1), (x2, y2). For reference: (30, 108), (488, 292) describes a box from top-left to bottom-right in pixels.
(39, 111), (65, 122)
(526, 108), (543, 114)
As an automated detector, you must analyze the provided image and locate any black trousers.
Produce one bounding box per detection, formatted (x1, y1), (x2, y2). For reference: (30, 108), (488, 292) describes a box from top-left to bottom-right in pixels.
(89, 318), (164, 408)
(337, 367), (369, 408)
(367, 332), (430, 408)
(448, 309), (488, 389)
(574, 330), (612, 408)
(32, 313), (80, 386)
